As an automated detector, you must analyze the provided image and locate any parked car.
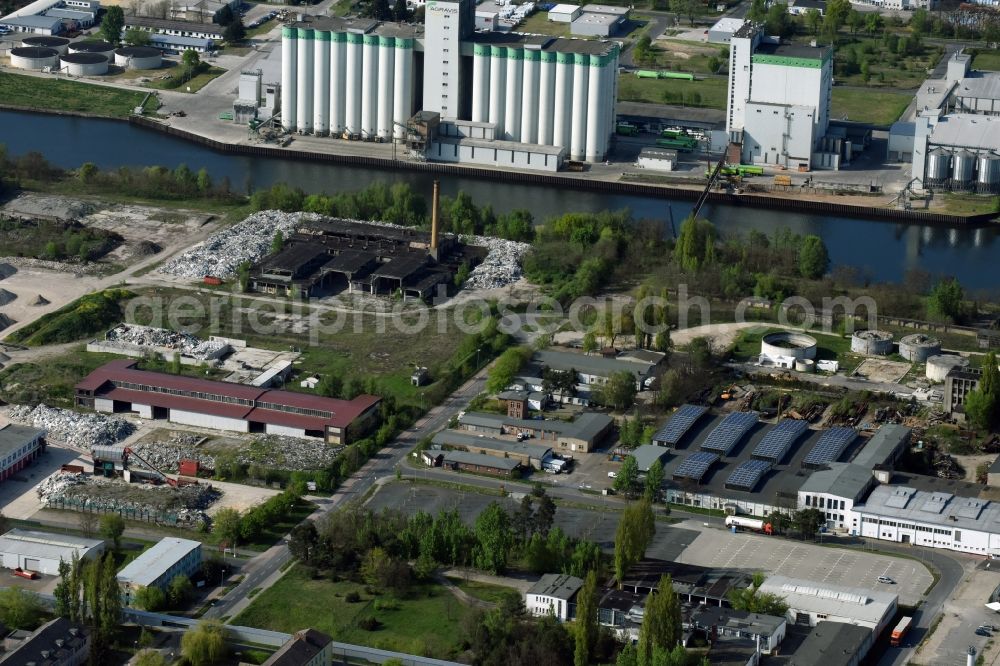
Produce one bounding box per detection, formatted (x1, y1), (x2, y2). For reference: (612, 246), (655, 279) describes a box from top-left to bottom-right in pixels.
(607, 471), (617, 479)
(877, 576), (895, 584)
(976, 627), (991, 637)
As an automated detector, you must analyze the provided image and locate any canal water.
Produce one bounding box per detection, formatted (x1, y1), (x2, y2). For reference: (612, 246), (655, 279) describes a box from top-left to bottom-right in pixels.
(2, 110), (997, 292)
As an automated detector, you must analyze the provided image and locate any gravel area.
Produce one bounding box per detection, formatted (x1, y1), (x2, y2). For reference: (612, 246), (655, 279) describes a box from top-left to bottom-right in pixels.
(8, 404), (135, 449)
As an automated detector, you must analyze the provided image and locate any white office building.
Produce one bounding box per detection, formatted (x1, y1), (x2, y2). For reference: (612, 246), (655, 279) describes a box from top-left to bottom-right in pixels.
(525, 573), (583, 621)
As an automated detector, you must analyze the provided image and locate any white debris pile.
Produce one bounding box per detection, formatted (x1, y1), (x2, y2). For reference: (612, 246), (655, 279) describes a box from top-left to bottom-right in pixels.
(131, 433), (214, 473)
(8, 404), (134, 449)
(157, 211), (320, 279)
(461, 234), (531, 290)
(104, 323), (228, 360)
(239, 435), (343, 471)
(36, 472), (220, 528)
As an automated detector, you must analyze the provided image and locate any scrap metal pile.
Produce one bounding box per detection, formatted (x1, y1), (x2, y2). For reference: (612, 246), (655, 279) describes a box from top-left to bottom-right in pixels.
(8, 404), (134, 449)
(104, 323), (228, 360)
(132, 433), (342, 472)
(461, 233), (531, 290)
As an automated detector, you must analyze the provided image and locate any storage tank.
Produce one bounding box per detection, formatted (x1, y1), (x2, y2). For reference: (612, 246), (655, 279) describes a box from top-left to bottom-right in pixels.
(392, 37), (413, 140)
(553, 51), (573, 149)
(570, 53), (589, 161)
(114, 46), (162, 69)
(281, 26), (297, 132)
(68, 40), (114, 58)
(926, 148), (950, 183)
(313, 30), (330, 136)
(472, 43), (490, 124)
(953, 150), (975, 187)
(520, 49), (539, 144)
(9, 46), (59, 71)
(330, 32), (346, 135)
(795, 359), (815, 373)
(899, 333), (941, 362)
(360, 33), (378, 139)
(488, 45), (507, 135)
(537, 51), (556, 146)
(585, 52), (606, 162)
(504, 47), (523, 142)
(22, 35), (69, 55)
(344, 32), (362, 136)
(926, 354), (970, 382)
(376, 36), (394, 140)
(977, 153), (1000, 192)
(61, 52), (108, 76)
(295, 27), (313, 134)
(851, 329), (894, 355)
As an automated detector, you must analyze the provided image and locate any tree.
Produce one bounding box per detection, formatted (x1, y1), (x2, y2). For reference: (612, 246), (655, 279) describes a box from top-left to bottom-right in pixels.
(687, 337), (714, 370)
(534, 492), (557, 537)
(168, 574), (195, 606)
(793, 508), (824, 539)
(614, 497), (655, 587)
(213, 507), (243, 549)
(614, 455), (640, 497)
(582, 330), (598, 355)
(673, 216), (716, 272)
(134, 584), (166, 612)
(100, 514), (125, 552)
(966, 351), (1000, 431)
(79, 511), (98, 538)
(216, 3), (234, 25)
(317, 373), (343, 398)
(766, 510), (791, 535)
(0, 588), (45, 630)
(124, 27), (151, 46)
(101, 6), (125, 45)
(865, 11), (884, 36)
(271, 230), (285, 254)
(54, 558), (72, 618)
(181, 620), (227, 666)
(135, 650), (167, 666)
(595, 371), (638, 411)
(574, 570), (598, 666)
(474, 502), (514, 574)
(633, 34), (653, 65)
(798, 235), (830, 279)
(805, 8), (821, 34)
(728, 572), (790, 616)
(910, 8), (929, 35)
(224, 18), (246, 43)
(98, 553), (121, 648)
(392, 0), (410, 20)
(847, 8), (864, 34)
(644, 459), (664, 502)
(486, 346), (532, 394)
(288, 521), (320, 565)
(928, 277), (965, 322)
(182, 49), (201, 72)
(637, 575), (682, 665)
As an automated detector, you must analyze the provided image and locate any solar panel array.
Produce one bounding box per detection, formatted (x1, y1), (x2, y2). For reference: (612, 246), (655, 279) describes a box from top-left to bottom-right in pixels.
(753, 419), (809, 463)
(725, 459), (772, 491)
(802, 427), (857, 467)
(701, 411), (759, 456)
(673, 451), (720, 481)
(653, 404), (709, 447)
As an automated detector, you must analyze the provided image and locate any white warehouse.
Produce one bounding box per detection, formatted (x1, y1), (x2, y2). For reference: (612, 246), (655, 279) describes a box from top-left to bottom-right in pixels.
(0, 529), (105, 576)
(280, 0), (619, 163)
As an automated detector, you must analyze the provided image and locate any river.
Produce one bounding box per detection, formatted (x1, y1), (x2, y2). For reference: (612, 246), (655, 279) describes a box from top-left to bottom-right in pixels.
(2, 110), (997, 293)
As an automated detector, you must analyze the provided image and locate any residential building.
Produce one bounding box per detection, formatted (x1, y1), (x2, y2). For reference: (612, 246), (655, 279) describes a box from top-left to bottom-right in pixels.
(442, 450), (520, 477)
(525, 573), (583, 621)
(432, 430), (553, 469)
(757, 575), (898, 634)
(689, 606), (786, 653)
(117, 537), (202, 605)
(263, 628), (334, 666)
(497, 389), (529, 418)
(0, 422), (46, 482)
(457, 411), (613, 453)
(76, 359), (381, 445)
(0, 618), (89, 666)
(785, 621), (874, 666)
(0, 529), (105, 576)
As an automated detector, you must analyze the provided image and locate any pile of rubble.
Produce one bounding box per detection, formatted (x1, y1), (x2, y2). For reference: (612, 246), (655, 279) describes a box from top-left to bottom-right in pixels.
(461, 234), (531, 290)
(104, 323), (228, 360)
(238, 435), (343, 471)
(158, 211), (319, 279)
(36, 472), (220, 528)
(131, 433), (214, 473)
(8, 404), (134, 449)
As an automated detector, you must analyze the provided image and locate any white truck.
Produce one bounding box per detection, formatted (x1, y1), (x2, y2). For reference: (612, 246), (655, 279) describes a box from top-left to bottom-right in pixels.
(725, 515), (773, 535)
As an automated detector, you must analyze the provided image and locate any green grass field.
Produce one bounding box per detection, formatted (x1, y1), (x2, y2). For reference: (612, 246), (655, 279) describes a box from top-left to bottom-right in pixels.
(6, 288), (135, 347)
(234, 565), (473, 659)
(730, 327), (856, 364)
(0, 348), (124, 408)
(973, 49), (1000, 72)
(0, 72), (150, 118)
(617, 72), (727, 108)
(447, 577), (520, 605)
(148, 66), (226, 94)
(939, 193), (1000, 217)
(830, 88), (910, 126)
(516, 12), (573, 38)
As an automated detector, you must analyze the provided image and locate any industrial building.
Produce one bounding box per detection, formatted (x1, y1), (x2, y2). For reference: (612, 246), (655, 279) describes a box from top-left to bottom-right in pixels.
(726, 22), (844, 170)
(263, 629), (335, 666)
(121, 16), (225, 40)
(75, 359), (381, 445)
(756, 575), (898, 634)
(279, 0), (621, 164)
(117, 537), (202, 605)
(457, 410), (613, 453)
(569, 5), (630, 38)
(786, 621), (874, 666)
(688, 607), (786, 654)
(945, 366), (981, 414)
(707, 17), (744, 44)
(525, 573), (583, 621)
(0, 422), (46, 482)
(148, 33), (215, 54)
(532, 349), (661, 392)
(0, 0), (98, 34)
(0, 618), (89, 666)
(442, 450), (521, 476)
(432, 430), (553, 469)
(0, 529), (105, 576)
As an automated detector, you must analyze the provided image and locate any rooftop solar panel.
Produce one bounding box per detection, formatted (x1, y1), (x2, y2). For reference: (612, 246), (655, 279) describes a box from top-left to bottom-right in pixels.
(652, 404), (708, 447)
(753, 419), (808, 463)
(725, 459), (772, 491)
(802, 427), (857, 467)
(701, 411), (759, 456)
(673, 451), (720, 481)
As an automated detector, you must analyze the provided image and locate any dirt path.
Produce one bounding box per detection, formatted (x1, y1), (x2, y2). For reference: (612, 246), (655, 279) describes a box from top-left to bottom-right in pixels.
(433, 572), (496, 610)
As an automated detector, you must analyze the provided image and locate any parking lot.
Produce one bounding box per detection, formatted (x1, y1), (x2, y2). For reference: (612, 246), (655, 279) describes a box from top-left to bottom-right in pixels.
(673, 524), (933, 606)
(913, 565), (1000, 666)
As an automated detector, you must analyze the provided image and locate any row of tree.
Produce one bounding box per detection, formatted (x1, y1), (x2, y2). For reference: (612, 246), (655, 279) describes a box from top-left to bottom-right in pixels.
(53, 551), (121, 661)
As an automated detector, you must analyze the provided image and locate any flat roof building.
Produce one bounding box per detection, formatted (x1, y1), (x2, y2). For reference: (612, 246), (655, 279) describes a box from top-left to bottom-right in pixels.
(0, 14), (63, 33)
(707, 17), (744, 43)
(785, 621), (874, 666)
(0, 618), (89, 666)
(631, 444), (670, 474)
(689, 606), (786, 654)
(457, 410), (613, 453)
(442, 450), (521, 477)
(432, 430), (552, 468)
(0, 529), (105, 576)
(757, 575), (897, 634)
(533, 349), (658, 390)
(0, 422), (46, 482)
(118, 537), (202, 605)
(121, 15), (225, 38)
(525, 573), (583, 621)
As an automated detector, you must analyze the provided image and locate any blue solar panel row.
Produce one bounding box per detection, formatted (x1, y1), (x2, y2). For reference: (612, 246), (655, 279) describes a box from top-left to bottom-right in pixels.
(803, 427), (857, 467)
(653, 404), (708, 446)
(753, 419), (809, 462)
(725, 459), (772, 490)
(701, 411), (759, 456)
(673, 451), (720, 481)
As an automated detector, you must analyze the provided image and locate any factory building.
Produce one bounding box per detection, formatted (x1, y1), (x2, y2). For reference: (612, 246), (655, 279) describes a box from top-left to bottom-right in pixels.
(117, 537), (202, 606)
(120, 16), (225, 41)
(75, 359), (381, 445)
(757, 576), (897, 634)
(457, 411), (613, 453)
(0, 529), (105, 576)
(726, 22), (842, 170)
(279, 0), (620, 163)
(0, 422), (46, 482)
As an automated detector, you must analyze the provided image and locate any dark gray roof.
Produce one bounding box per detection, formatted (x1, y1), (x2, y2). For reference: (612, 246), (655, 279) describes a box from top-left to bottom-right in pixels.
(534, 349), (654, 380)
(443, 450), (521, 470)
(849, 424), (910, 469)
(527, 573), (584, 600)
(990, 455), (1000, 474)
(1, 618), (88, 666)
(371, 254), (427, 280)
(631, 444), (669, 473)
(0, 424), (44, 459)
(755, 42), (831, 60)
(470, 30), (618, 56)
(432, 430), (553, 460)
(708, 639), (760, 666)
(791, 0), (826, 9)
(798, 463), (875, 501)
(691, 606), (785, 635)
(321, 249), (376, 274)
(122, 16), (225, 35)
(264, 628), (333, 666)
(785, 621), (871, 666)
(458, 411), (613, 443)
(290, 15), (422, 38)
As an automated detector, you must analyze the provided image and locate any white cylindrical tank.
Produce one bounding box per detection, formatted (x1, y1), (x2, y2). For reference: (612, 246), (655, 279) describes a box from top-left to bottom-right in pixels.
(344, 32), (363, 136)
(60, 52), (108, 76)
(329, 32), (346, 135)
(22, 35), (69, 55)
(377, 35), (395, 140)
(899, 334), (941, 362)
(520, 49), (539, 144)
(114, 46), (162, 70)
(67, 40), (114, 58)
(570, 53), (589, 161)
(472, 43), (490, 124)
(393, 37), (414, 139)
(281, 26), (297, 132)
(313, 30), (330, 135)
(295, 27), (314, 133)
(795, 359), (815, 373)
(537, 51), (556, 146)
(926, 354), (970, 382)
(361, 34), (379, 139)
(553, 51), (573, 150)
(488, 46), (507, 136)
(504, 47), (523, 141)
(585, 52), (606, 162)
(9, 46), (59, 71)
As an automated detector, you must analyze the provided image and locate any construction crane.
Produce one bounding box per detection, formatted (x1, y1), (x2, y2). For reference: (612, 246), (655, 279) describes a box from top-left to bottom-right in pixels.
(690, 153), (729, 221)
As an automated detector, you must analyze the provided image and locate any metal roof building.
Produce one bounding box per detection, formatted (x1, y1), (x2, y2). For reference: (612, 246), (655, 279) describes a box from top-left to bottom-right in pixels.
(757, 575), (897, 634)
(849, 424), (910, 469)
(0, 529), (105, 576)
(630, 444), (670, 474)
(785, 621), (874, 666)
(432, 430), (552, 468)
(457, 410), (613, 453)
(118, 537), (202, 601)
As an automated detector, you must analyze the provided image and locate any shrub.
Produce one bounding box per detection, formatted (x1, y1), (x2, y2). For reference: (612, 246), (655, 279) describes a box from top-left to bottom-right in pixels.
(357, 616), (381, 631)
(374, 598), (400, 611)
(345, 591), (361, 603)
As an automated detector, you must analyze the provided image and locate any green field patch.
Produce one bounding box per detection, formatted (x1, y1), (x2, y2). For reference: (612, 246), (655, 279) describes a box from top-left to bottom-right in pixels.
(6, 288), (135, 346)
(830, 88), (910, 126)
(0, 72), (149, 118)
(617, 72), (727, 108)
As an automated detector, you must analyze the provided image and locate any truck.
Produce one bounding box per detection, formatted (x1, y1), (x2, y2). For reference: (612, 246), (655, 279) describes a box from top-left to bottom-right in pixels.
(890, 616), (912, 647)
(725, 515), (774, 535)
